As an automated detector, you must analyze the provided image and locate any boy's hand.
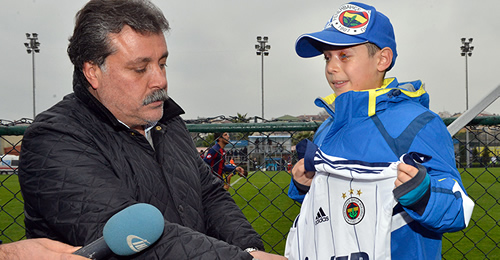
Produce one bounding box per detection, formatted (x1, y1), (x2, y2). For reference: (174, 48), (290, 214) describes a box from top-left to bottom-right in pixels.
(292, 159), (315, 187)
(395, 162), (418, 187)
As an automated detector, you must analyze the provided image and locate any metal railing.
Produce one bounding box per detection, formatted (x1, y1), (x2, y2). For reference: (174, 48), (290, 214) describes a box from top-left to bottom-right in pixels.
(0, 118), (498, 259)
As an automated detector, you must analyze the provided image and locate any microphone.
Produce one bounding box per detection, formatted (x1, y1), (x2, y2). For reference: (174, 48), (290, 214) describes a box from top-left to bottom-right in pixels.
(73, 203), (164, 259)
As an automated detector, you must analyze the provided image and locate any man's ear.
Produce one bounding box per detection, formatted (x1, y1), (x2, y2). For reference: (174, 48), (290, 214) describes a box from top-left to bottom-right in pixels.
(82, 62), (100, 90)
(377, 47), (393, 72)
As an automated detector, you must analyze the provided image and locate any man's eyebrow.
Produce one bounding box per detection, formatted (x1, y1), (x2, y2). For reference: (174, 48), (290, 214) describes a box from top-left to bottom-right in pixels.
(127, 57), (152, 66)
(127, 52), (169, 66)
(161, 51), (169, 60)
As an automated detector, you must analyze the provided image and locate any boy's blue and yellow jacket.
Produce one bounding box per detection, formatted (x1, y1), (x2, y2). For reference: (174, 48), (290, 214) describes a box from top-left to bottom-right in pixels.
(288, 78), (474, 259)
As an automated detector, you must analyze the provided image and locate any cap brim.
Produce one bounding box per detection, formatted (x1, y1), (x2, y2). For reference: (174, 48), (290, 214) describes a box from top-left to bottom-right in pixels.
(295, 28), (367, 58)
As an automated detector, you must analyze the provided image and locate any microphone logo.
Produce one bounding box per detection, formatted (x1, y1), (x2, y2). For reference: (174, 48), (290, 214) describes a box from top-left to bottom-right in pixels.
(126, 235), (151, 252)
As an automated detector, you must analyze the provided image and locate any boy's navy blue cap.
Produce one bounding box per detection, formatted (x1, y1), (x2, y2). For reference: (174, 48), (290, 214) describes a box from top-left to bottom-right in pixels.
(295, 2), (397, 70)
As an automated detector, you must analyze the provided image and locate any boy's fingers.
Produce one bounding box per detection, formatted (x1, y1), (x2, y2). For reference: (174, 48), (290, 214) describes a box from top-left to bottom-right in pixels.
(305, 171), (315, 179)
(396, 171), (412, 184)
(397, 163), (418, 177)
(395, 163), (419, 186)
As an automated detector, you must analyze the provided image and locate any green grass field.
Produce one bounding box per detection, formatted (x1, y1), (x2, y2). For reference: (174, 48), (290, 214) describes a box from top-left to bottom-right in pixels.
(1, 168), (498, 258)
(228, 170), (300, 254)
(441, 167), (500, 259)
(0, 174), (25, 243)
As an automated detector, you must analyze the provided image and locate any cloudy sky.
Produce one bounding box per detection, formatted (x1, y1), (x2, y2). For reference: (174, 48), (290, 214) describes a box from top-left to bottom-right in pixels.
(2, 0), (500, 121)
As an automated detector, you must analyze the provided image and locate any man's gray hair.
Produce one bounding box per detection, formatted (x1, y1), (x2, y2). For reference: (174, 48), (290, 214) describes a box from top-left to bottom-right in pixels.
(68, 0), (170, 71)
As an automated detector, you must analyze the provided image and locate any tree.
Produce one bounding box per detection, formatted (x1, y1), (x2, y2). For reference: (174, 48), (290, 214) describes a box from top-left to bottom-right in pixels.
(292, 131), (314, 146)
(195, 133), (214, 147)
(231, 113), (250, 123)
(230, 113), (252, 141)
(481, 146), (491, 166)
(472, 147), (479, 167)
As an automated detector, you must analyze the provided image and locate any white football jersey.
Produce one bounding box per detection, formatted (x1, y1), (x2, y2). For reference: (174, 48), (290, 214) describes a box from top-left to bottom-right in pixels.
(285, 149), (399, 260)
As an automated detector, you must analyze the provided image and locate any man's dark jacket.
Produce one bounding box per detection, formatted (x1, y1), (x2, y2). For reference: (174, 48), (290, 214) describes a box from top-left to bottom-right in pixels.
(19, 71), (263, 259)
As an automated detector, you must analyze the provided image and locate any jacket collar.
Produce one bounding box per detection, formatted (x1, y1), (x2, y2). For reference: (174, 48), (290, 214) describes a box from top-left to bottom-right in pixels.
(72, 69), (185, 129)
(314, 77), (428, 118)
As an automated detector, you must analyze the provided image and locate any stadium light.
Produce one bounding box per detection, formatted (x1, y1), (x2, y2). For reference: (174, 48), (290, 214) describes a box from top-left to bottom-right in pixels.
(255, 36), (270, 120)
(460, 37), (473, 168)
(24, 33), (41, 119)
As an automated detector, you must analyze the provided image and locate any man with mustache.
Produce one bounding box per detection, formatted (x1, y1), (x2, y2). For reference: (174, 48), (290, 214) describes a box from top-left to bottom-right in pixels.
(18, 1), (285, 259)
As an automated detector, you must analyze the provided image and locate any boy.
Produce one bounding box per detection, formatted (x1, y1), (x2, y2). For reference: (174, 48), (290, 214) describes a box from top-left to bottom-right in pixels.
(286, 2), (474, 259)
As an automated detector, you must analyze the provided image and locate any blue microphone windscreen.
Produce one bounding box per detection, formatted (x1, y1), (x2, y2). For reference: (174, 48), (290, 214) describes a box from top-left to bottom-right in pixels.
(103, 203), (164, 256)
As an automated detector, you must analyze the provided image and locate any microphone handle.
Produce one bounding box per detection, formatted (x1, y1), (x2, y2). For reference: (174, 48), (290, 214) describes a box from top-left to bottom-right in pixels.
(73, 236), (113, 260)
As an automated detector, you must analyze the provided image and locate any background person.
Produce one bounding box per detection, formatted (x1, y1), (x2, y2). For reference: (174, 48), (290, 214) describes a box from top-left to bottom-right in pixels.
(204, 132), (247, 190)
(18, 0), (285, 259)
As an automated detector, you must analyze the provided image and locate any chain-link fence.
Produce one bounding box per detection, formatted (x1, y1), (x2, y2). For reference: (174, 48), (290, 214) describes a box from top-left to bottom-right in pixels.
(0, 117), (499, 259)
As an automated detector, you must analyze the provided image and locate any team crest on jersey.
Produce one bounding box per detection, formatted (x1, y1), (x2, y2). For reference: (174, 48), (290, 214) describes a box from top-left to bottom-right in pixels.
(326, 3), (371, 35)
(343, 197), (365, 225)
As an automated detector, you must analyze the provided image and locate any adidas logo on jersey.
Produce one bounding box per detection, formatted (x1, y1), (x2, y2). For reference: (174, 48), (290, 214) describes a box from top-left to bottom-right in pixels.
(314, 207), (329, 225)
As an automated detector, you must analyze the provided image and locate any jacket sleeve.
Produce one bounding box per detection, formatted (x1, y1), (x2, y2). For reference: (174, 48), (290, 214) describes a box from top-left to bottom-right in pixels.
(140, 219), (258, 260)
(143, 119), (264, 259)
(19, 122), (260, 260)
(142, 123), (264, 259)
(287, 180), (305, 203)
(197, 157), (265, 251)
(404, 116), (474, 233)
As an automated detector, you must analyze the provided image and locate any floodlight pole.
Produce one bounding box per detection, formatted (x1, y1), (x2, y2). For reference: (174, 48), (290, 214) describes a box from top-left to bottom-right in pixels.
(255, 36), (270, 121)
(24, 33), (41, 119)
(460, 37), (474, 168)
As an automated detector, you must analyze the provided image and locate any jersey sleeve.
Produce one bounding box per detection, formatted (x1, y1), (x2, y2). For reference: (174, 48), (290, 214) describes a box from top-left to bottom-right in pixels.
(203, 147), (217, 165)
